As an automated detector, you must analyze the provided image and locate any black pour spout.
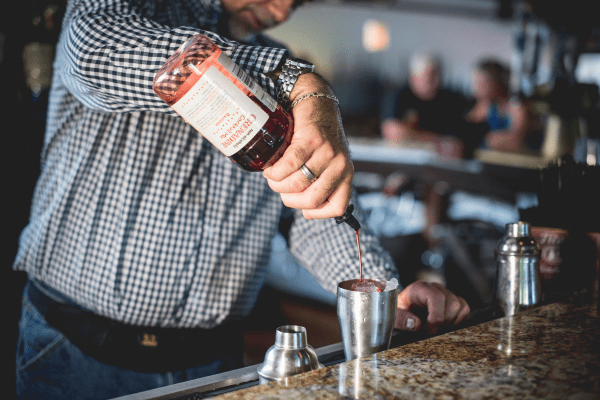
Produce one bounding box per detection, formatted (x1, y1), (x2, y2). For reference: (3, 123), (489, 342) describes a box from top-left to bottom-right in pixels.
(334, 204), (361, 230)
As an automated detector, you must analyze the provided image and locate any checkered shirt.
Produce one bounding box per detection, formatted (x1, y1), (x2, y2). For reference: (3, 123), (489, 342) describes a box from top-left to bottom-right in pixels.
(13, 0), (398, 328)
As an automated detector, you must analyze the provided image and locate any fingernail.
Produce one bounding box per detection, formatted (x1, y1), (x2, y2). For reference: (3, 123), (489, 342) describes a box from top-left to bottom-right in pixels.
(406, 318), (415, 330)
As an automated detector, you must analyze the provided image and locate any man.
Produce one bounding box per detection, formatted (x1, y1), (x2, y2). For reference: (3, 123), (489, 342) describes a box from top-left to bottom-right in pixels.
(381, 52), (472, 159)
(380, 52), (477, 253)
(14, 1), (469, 399)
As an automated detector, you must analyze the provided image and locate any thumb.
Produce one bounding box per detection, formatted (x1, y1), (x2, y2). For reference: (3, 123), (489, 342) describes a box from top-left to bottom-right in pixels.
(395, 309), (421, 331)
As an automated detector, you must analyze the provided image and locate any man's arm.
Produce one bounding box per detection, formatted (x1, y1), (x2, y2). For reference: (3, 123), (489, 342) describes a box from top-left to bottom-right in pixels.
(60, 0), (351, 218)
(57, 0), (288, 113)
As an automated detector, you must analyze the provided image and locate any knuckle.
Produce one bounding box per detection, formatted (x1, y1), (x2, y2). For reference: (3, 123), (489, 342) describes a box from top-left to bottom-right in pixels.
(266, 179), (277, 190)
(427, 283), (446, 305)
(301, 209), (314, 220)
(449, 299), (461, 315)
(289, 179), (306, 193)
(308, 133), (326, 150)
(286, 152), (302, 169)
(320, 145), (335, 161)
(288, 146), (309, 165)
(430, 288), (445, 304)
(462, 301), (471, 315)
(415, 280), (430, 290)
(305, 197), (323, 210)
(330, 202), (347, 218)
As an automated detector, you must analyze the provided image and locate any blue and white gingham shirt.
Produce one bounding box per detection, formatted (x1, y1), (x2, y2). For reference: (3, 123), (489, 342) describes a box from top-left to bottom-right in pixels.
(13, 0), (398, 328)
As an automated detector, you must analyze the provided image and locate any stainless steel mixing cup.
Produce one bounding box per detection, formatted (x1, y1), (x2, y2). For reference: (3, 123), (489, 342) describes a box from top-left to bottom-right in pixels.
(337, 279), (398, 361)
(493, 221), (541, 317)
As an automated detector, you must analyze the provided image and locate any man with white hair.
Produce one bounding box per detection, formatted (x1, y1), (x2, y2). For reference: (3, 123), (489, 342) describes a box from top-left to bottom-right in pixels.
(380, 52), (474, 255)
(381, 52), (471, 159)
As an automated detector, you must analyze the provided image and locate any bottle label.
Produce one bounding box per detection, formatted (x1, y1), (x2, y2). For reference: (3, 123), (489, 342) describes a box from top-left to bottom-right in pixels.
(171, 49), (271, 156)
(216, 52), (278, 113)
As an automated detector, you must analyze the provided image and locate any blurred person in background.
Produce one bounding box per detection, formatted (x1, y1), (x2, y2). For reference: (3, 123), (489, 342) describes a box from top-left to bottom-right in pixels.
(381, 52), (473, 160)
(380, 52), (474, 254)
(466, 59), (535, 153)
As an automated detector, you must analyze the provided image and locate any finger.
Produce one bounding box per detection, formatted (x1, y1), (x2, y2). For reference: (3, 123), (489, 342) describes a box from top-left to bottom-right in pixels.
(429, 282), (470, 326)
(430, 282), (459, 322)
(265, 166), (315, 194)
(268, 137), (349, 196)
(399, 281), (446, 324)
(278, 174), (332, 212)
(394, 309), (421, 331)
(263, 141), (314, 183)
(262, 115), (326, 183)
(301, 173), (353, 219)
(454, 297), (471, 326)
(279, 154), (350, 213)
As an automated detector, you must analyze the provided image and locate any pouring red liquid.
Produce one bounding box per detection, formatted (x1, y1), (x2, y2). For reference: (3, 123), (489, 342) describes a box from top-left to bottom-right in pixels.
(353, 229), (383, 292)
(335, 205), (383, 291)
(355, 229), (363, 282)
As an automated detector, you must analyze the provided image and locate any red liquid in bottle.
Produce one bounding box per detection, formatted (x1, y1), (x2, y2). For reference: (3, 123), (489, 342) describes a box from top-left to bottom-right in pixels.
(153, 34), (293, 172)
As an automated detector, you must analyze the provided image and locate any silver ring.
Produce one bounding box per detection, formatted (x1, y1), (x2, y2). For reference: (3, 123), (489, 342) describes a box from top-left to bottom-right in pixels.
(300, 164), (318, 182)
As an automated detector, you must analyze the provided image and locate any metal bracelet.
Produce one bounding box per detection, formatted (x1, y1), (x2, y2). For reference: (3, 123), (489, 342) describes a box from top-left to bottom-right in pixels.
(290, 92), (340, 109)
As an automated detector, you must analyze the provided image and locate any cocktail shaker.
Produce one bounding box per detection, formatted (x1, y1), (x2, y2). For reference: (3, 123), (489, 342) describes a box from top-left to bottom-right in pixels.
(492, 221), (541, 317)
(257, 325), (323, 385)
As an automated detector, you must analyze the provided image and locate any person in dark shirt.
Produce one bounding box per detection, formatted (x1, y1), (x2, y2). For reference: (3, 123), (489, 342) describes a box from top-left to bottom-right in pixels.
(381, 52), (473, 159)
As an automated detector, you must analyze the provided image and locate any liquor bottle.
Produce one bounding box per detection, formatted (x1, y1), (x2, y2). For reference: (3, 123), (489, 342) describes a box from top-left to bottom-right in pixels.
(153, 34), (293, 172)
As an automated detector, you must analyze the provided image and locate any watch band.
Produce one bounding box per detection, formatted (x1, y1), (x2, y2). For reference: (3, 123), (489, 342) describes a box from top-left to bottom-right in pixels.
(276, 58), (315, 108)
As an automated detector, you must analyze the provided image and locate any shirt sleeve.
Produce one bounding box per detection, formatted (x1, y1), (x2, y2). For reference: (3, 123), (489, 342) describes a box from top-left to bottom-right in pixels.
(285, 197), (400, 295)
(56, 0), (288, 113)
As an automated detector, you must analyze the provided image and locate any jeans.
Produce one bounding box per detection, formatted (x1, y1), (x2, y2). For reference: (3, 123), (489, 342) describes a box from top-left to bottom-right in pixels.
(16, 283), (241, 400)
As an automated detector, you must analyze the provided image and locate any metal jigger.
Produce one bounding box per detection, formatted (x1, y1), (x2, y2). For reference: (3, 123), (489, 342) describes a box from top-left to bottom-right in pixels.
(257, 325), (323, 385)
(492, 221), (541, 317)
(337, 279), (398, 361)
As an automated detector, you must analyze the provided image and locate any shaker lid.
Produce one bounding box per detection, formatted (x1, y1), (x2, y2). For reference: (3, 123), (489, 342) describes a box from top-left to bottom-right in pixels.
(257, 325), (322, 383)
(507, 221), (531, 237)
(496, 221), (540, 255)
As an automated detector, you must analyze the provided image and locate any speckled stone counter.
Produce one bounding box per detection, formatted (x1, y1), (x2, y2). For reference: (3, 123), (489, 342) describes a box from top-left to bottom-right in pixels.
(216, 294), (599, 399)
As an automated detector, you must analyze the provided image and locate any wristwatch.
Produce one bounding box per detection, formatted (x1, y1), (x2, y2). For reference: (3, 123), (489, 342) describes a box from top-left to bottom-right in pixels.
(276, 57), (315, 109)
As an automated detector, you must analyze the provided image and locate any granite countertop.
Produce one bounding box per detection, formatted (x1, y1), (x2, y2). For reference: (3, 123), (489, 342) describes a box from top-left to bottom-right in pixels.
(215, 293), (599, 399)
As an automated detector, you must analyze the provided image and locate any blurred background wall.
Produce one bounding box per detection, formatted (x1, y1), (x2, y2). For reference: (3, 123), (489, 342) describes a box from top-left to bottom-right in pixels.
(266, 3), (514, 121)
(269, 3), (513, 88)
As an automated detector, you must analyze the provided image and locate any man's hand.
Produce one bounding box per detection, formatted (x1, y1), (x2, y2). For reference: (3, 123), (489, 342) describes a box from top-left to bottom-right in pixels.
(382, 117), (464, 160)
(394, 280), (470, 334)
(263, 73), (354, 220)
(434, 136), (464, 160)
